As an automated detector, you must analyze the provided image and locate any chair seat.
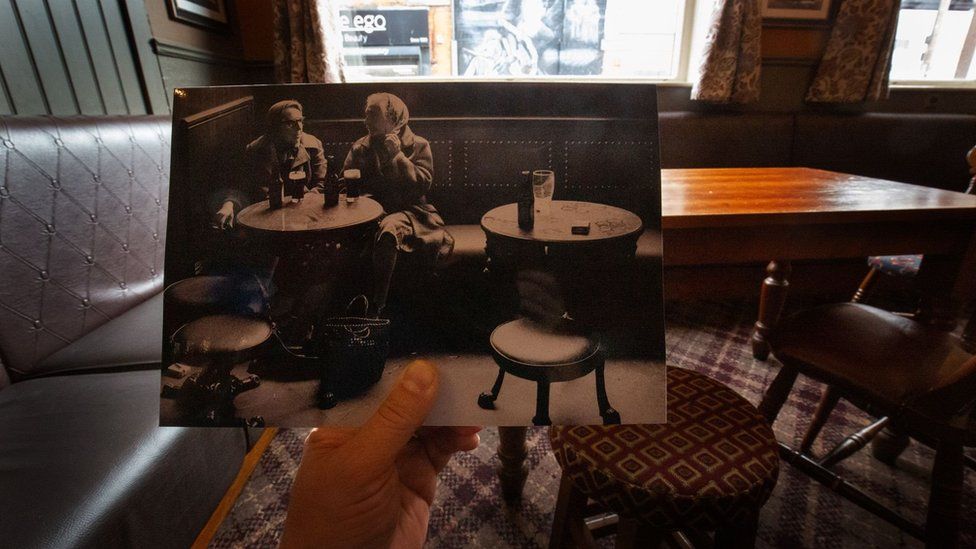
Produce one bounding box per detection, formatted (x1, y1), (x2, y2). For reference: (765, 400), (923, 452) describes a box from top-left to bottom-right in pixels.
(490, 318), (596, 365)
(172, 315), (273, 356)
(550, 367), (779, 530)
(867, 254), (922, 277)
(770, 303), (971, 406)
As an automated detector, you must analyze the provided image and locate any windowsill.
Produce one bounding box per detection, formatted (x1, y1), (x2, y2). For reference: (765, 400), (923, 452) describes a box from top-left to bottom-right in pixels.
(344, 75), (695, 85)
(890, 81), (976, 90)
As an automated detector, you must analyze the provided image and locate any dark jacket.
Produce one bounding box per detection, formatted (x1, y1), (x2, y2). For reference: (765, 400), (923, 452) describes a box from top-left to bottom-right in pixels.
(222, 132), (327, 211)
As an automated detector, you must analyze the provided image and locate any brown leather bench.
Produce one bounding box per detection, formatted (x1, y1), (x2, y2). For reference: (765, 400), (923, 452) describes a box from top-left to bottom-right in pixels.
(0, 116), (251, 548)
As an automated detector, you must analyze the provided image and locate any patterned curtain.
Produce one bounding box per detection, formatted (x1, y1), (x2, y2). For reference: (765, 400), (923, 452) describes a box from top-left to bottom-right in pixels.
(273, 0), (346, 83)
(806, 0), (901, 103)
(691, 0), (762, 104)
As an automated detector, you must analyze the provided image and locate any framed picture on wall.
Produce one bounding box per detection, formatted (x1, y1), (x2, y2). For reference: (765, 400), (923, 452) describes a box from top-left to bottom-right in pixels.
(167, 0), (229, 30)
(761, 0), (832, 22)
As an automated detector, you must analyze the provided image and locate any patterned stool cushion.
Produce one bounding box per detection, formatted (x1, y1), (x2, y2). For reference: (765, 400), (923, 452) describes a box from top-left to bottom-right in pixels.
(867, 255), (922, 277)
(490, 318), (596, 365)
(550, 367), (779, 530)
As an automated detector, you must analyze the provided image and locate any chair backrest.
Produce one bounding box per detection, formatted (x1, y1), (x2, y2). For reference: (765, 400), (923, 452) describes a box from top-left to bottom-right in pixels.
(0, 116), (171, 380)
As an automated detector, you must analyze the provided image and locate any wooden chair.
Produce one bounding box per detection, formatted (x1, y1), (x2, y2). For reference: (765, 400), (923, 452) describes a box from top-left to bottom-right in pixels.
(852, 144), (976, 305)
(758, 302), (976, 547)
(550, 367), (779, 548)
(807, 144), (976, 470)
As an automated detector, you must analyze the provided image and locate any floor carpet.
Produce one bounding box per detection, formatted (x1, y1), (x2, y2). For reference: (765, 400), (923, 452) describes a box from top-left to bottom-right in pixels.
(208, 301), (976, 548)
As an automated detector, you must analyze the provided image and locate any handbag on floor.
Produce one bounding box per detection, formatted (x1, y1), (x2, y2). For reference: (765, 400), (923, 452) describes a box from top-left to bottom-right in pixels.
(312, 295), (391, 409)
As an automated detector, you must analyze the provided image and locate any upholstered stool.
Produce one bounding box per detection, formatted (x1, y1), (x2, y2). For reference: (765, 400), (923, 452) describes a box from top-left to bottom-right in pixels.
(165, 314), (272, 427)
(163, 274), (268, 339)
(549, 367), (779, 548)
(477, 317), (619, 426)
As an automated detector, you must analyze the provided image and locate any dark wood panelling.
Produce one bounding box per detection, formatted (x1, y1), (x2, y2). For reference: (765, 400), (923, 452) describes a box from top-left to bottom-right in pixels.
(0, 0), (48, 113)
(0, 0), (164, 115)
(0, 73), (12, 114)
(122, 0), (170, 114)
(16, 0), (78, 113)
(165, 96), (255, 282)
(99, 0), (146, 114)
(48, 0), (105, 114)
(76, 0), (129, 113)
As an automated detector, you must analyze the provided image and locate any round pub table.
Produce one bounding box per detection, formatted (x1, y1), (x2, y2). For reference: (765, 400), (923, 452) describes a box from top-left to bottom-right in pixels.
(237, 196), (384, 243)
(481, 200), (642, 257)
(236, 196), (385, 345)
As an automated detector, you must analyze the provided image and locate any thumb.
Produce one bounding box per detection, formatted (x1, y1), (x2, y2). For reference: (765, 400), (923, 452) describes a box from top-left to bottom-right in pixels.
(349, 359), (439, 470)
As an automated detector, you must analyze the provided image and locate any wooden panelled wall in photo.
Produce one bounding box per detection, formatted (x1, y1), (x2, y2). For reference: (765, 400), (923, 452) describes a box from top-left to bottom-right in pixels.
(0, 0), (167, 115)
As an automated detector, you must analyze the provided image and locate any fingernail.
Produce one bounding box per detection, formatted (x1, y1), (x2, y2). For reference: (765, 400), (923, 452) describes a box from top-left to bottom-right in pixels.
(401, 360), (436, 395)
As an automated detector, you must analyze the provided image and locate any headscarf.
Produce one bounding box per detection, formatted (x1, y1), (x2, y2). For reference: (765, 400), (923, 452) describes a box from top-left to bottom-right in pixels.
(266, 99), (303, 126)
(366, 93), (409, 135)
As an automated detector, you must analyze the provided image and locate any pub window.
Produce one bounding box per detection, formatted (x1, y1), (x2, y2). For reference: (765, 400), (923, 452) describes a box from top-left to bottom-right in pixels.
(337, 0), (710, 82)
(891, 1), (976, 85)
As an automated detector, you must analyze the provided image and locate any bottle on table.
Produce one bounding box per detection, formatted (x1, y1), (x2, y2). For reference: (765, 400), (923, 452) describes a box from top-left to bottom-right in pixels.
(517, 170), (534, 230)
(269, 176), (284, 209)
(323, 154), (340, 207)
(344, 169), (361, 203)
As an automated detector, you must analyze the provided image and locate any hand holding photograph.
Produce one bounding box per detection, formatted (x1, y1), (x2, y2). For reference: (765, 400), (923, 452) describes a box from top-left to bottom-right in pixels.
(160, 82), (665, 428)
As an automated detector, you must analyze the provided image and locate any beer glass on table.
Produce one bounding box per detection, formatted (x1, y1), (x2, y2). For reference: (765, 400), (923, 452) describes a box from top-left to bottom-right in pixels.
(343, 169), (361, 203)
(532, 170), (555, 217)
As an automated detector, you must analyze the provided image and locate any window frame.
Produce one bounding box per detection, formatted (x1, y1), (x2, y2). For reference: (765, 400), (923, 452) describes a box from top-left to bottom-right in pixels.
(338, 0), (709, 84)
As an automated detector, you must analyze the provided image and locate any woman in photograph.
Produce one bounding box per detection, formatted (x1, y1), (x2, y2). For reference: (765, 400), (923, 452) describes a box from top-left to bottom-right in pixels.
(343, 92), (454, 318)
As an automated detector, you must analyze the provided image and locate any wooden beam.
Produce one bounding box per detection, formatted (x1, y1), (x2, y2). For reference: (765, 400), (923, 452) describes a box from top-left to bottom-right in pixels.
(191, 427), (280, 548)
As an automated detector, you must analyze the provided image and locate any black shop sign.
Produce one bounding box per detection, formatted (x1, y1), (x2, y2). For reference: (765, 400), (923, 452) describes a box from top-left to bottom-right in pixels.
(340, 8), (430, 47)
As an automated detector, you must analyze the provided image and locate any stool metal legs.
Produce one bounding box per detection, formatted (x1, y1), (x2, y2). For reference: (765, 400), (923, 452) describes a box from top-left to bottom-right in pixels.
(534, 381), (552, 426)
(596, 365), (621, 425)
(478, 369), (506, 410)
(477, 357), (620, 425)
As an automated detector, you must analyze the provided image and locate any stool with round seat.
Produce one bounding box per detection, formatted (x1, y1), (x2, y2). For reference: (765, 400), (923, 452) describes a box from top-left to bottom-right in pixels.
(477, 317), (620, 426)
(165, 314), (271, 427)
(549, 367), (779, 548)
(163, 274), (269, 339)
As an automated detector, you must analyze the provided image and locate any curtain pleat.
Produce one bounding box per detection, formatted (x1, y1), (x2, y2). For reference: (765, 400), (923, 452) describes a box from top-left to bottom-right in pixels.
(273, 0), (346, 84)
(806, 0), (901, 103)
(691, 0), (762, 104)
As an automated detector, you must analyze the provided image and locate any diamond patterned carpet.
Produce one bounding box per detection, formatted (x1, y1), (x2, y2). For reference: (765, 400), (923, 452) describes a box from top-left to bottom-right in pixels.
(209, 301), (976, 548)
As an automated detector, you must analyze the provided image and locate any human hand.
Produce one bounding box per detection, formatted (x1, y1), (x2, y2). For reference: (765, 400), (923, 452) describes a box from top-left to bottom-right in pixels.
(382, 134), (402, 158)
(213, 201), (235, 229)
(280, 360), (481, 549)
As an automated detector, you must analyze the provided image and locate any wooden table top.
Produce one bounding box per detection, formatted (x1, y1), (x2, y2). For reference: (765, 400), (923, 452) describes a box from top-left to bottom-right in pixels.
(237, 196), (384, 233)
(481, 201), (643, 244)
(662, 168), (976, 229)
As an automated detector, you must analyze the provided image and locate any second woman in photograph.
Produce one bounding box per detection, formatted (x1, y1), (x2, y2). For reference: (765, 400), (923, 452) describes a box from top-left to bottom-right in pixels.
(343, 92), (454, 318)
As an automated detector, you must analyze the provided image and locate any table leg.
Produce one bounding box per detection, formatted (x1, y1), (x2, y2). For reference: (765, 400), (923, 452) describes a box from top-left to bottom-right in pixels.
(497, 426), (529, 503)
(752, 259), (792, 360)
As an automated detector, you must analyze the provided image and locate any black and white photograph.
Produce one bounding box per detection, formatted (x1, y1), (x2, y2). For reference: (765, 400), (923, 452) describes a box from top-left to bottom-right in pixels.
(159, 82), (664, 428)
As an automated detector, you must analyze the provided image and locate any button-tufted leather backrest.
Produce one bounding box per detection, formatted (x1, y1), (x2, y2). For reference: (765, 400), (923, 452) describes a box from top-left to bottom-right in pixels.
(0, 116), (171, 380)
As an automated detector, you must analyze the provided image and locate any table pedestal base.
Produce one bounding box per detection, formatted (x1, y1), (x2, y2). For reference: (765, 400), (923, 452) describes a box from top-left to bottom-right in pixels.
(497, 426), (529, 503)
(752, 259), (791, 360)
